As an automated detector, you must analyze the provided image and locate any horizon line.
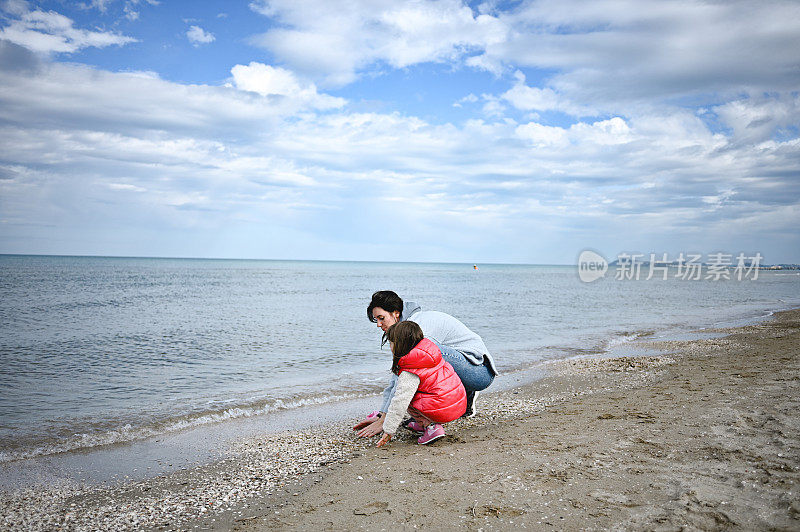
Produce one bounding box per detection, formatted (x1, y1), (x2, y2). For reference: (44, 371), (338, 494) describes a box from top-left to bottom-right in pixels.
(0, 252), (573, 267)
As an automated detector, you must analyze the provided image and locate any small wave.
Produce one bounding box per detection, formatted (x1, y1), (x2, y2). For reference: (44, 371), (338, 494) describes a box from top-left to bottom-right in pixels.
(0, 389), (379, 464)
(603, 329), (655, 349)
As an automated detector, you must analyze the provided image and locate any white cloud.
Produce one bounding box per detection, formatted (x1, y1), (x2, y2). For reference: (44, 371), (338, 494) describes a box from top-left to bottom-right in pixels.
(515, 121), (568, 148)
(569, 117), (631, 146)
(80, 0), (111, 12)
(0, 7), (136, 54)
(453, 93), (478, 108)
(1, 58), (797, 260)
(516, 116), (631, 148)
(714, 95), (800, 145)
(123, 4), (139, 21)
(186, 25), (214, 46)
(247, 0), (800, 115)
(0, 62), (310, 148)
(502, 71), (591, 117)
(108, 182), (146, 192)
(231, 63), (299, 96)
(480, 0), (800, 111)
(480, 95), (506, 118)
(248, 0), (507, 86)
(120, 1), (160, 22)
(464, 51), (503, 76)
(229, 62), (346, 110)
(1, 0), (29, 16)
(79, 0), (157, 12)
(0, 2), (798, 262)
(504, 83), (559, 111)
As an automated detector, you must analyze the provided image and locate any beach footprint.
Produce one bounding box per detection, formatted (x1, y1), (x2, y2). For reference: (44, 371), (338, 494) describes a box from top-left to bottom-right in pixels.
(353, 501), (390, 515)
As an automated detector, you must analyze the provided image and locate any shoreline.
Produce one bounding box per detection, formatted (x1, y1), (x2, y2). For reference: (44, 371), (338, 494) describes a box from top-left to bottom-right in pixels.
(0, 302), (783, 480)
(2, 308), (799, 530)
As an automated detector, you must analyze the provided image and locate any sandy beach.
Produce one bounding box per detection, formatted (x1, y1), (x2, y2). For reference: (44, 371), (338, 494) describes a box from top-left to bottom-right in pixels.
(2, 308), (798, 530)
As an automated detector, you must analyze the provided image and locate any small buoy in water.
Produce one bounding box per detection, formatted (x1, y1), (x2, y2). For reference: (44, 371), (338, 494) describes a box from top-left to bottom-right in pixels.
(473, 264), (478, 270)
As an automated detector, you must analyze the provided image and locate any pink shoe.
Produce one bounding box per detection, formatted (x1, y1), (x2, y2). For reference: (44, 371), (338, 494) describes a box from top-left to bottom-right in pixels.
(417, 423), (445, 445)
(402, 419), (424, 433)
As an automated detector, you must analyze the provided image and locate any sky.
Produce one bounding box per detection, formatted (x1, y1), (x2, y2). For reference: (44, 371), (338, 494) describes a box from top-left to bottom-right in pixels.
(0, 0), (798, 265)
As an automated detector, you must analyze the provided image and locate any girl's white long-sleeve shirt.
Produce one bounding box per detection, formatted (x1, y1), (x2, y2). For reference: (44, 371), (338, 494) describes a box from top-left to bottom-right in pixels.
(382, 371), (420, 435)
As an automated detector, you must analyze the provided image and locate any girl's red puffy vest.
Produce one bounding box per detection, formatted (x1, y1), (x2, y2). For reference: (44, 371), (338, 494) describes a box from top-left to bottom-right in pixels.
(397, 338), (467, 423)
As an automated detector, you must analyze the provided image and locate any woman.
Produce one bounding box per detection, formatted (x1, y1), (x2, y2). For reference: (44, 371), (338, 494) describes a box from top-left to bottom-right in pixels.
(354, 290), (497, 437)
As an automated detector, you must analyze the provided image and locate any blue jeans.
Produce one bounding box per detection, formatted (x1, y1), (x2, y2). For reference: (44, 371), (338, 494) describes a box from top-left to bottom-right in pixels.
(433, 341), (494, 395)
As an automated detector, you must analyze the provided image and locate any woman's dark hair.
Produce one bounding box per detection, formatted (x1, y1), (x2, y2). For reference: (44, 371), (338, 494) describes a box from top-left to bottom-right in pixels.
(385, 321), (424, 375)
(367, 290), (404, 322)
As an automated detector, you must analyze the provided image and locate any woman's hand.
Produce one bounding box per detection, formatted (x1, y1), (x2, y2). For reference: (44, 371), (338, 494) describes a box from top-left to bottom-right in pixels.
(376, 432), (392, 448)
(352, 412), (382, 431)
(356, 416), (384, 438)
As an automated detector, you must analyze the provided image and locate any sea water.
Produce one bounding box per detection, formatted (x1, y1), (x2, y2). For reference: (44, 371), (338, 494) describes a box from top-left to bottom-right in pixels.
(1, 254), (799, 464)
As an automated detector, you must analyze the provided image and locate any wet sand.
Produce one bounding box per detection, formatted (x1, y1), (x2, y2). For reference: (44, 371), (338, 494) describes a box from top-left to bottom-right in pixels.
(2, 309), (798, 530)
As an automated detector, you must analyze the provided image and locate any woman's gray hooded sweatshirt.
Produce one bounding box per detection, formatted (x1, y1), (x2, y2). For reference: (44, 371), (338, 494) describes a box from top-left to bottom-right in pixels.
(379, 301), (498, 412)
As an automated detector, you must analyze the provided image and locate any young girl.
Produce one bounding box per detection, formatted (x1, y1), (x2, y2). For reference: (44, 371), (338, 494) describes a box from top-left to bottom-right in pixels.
(375, 321), (467, 447)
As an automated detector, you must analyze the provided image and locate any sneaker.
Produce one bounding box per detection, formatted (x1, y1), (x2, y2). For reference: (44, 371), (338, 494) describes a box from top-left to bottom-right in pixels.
(401, 419), (424, 433)
(417, 423), (445, 445)
(462, 391), (480, 419)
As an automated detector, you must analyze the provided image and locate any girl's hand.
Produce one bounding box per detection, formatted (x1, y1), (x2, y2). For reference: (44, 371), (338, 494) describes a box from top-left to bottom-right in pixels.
(376, 432), (392, 448)
(356, 416), (384, 438)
